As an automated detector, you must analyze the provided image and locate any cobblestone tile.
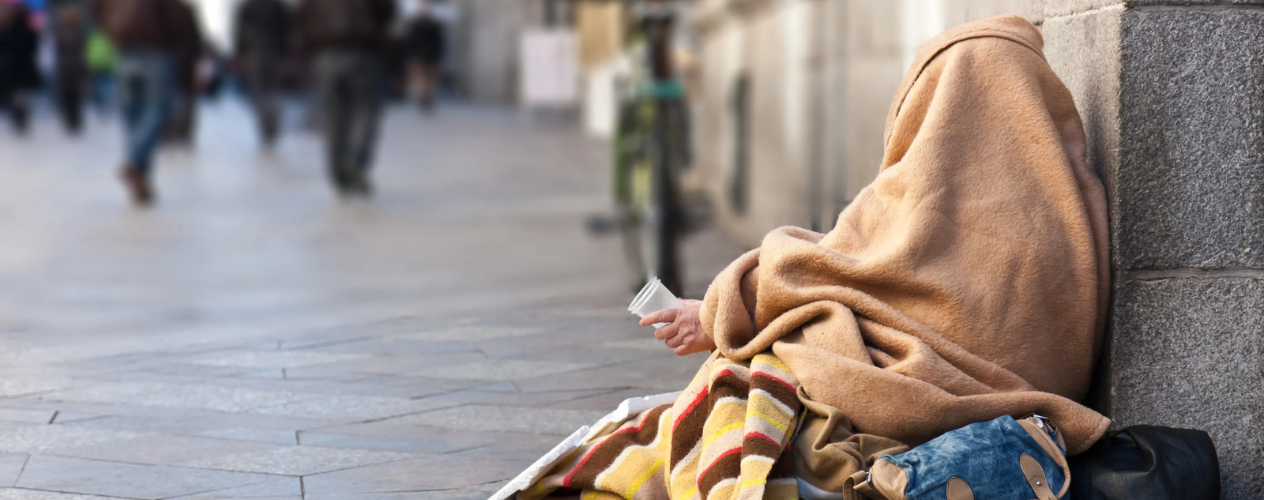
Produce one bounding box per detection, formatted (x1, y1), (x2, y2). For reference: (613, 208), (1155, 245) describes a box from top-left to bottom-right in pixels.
(185, 351), (369, 369)
(178, 446), (416, 476)
(0, 410), (56, 426)
(390, 325), (545, 343)
(0, 426), (146, 454)
(0, 454), (29, 488)
(0, 489), (123, 500)
(306, 492), (487, 500)
(253, 395), (459, 422)
(190, 427), (298, 446)
(386, 405), (608, 436)
(302, 454), (523, 493)
(422, 388), (615, 408)
(163, 477), (301, 499)
(15, 455), (273, 500)
(50, 435), (279, 466)
(407, 360), (595, 381)
(47, 383), (305, 413)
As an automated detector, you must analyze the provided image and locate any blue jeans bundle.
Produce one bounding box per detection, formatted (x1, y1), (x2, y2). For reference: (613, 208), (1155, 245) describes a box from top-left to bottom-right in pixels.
(856, 415), (1070, 500)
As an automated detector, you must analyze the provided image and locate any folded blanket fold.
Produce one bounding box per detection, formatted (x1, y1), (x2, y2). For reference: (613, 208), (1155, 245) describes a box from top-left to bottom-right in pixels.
(521, 353), (802, 500)
(699, 14), (1110, 455)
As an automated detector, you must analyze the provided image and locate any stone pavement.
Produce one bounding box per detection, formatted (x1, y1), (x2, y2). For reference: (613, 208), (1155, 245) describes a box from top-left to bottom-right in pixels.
(0, 102), (746, 499)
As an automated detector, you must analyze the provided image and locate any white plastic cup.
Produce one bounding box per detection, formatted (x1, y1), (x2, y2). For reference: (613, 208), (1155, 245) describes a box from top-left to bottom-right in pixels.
(628, 277), (683, 328)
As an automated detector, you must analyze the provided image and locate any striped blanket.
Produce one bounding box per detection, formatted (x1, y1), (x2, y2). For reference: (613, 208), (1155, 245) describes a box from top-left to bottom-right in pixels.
(520, 353), (802, 500)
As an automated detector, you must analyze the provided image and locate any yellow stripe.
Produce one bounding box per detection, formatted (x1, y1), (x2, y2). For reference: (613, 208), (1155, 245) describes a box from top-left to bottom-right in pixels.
(581, 491), (603, 500)
(740, 477), (767, 489)
(623, 458), (664, 499)
(753, 354), (790, 373)
(704, 422), (745, 447)
(751, 409), (789, 433)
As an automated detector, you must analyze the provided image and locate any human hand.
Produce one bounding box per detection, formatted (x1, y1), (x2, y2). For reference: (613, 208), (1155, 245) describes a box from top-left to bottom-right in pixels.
(639, 299), (715, 356)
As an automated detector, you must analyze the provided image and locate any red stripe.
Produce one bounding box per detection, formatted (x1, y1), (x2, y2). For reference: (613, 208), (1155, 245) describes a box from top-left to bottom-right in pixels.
(673, 387), (709, 430)
(751, 372), (795, 393)
(713, 368), (749, 383)
(563, 410), (657, 487)
(744, 431), (781, 447)
(695, 447), (743, 486)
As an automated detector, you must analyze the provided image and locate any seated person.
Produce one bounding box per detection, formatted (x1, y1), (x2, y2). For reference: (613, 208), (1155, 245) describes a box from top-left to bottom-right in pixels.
(519, 15), (1109, 500)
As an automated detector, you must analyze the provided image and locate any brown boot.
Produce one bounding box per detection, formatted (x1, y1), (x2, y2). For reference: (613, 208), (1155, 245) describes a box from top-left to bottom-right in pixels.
(118, 166), (154, 207)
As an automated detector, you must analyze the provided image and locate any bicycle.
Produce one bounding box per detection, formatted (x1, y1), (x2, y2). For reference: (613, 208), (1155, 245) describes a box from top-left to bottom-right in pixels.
(608, 0), (692, 295)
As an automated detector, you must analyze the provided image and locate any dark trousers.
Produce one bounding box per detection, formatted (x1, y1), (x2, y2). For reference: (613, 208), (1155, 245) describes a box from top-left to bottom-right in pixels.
(116, 50), (175, 175)
(245, 52), (282, 146)
(57, 72), (85, 134)
(0, 90), (31, 134)
(313, 49), (383, 190)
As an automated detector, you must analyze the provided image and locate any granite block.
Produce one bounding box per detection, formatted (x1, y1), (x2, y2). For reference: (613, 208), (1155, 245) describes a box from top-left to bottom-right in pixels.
(1108, 277), (1264, 500)
(1115, 8), (1264, 269)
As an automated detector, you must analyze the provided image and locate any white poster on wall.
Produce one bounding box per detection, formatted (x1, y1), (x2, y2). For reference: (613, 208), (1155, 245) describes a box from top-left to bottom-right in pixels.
(520, 28), (580, 107)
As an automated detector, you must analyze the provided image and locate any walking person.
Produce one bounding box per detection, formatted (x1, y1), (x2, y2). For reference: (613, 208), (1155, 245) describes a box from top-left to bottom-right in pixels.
(90, 0), (200, 206)
(297, 0), (396, 198)
(0, 2), (41, 135)
(85, 26), (117, 118)
(163, 0), (204, 149)
(401, 0), (444, 113)
(234, 0), (290, 149)
(52, 2), (89, 135)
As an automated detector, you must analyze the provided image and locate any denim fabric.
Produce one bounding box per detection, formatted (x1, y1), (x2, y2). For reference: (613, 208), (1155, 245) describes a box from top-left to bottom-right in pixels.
(881, 416), (1066, 500)
(116, 50), (175, 174)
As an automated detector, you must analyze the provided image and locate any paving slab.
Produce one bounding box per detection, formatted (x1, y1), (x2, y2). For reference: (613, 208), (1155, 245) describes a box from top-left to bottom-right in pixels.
(49, 435), (278, 467)
(385, 405), (609, 436)
(15, 456), (274, 500)
(178, 447), (416, 476)
(0, 104), (745, 496)
(0, 490), (124, 500)
(166, 471), (302, 499)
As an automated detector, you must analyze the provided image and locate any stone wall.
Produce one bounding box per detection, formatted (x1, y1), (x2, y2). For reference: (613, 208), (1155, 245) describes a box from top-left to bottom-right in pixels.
(1043, 2), (1264, 499)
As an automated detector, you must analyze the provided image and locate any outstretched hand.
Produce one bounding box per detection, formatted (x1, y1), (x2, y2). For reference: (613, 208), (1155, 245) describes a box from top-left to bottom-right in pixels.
(640, 299), (716, 356)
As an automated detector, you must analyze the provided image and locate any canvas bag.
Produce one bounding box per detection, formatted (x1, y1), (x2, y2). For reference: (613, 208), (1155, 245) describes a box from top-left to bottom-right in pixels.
(855, 415), (1070, 500)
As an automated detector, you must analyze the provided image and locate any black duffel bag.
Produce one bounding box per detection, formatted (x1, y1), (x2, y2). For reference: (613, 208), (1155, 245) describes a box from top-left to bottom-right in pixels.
(1068, 425), (1220, 500)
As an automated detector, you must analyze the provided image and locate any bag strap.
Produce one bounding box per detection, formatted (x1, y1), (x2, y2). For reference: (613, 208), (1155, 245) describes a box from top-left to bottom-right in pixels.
(1020, 453), (1058, 500)
(1017, 418), (1071, 498)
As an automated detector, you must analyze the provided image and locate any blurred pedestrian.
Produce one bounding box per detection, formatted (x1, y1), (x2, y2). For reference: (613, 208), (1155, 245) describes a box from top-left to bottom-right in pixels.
(234, 0), (290, 149)
(90, 0), (200, 206)
(298, 0), (396, 198)
(0, 2), (42, 135)
(52, 2), (89, 135)
(85, 25), (116, 117)
(163, 0), (203, 148)
(401, 0), (443, 113)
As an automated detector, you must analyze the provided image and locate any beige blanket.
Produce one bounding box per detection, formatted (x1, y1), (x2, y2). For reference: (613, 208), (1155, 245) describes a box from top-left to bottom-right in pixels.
(699, 15), (1111, 456)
